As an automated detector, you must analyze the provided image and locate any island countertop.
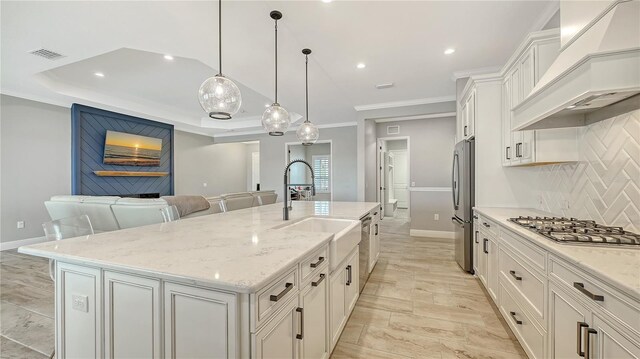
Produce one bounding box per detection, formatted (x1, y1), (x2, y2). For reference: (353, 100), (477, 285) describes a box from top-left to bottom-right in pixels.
(19, 201), (379, 293)
(474, 207), (640, 299)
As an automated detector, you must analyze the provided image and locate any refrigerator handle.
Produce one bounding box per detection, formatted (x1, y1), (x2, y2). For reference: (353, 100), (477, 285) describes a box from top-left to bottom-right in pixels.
(451, 153), (459, 210)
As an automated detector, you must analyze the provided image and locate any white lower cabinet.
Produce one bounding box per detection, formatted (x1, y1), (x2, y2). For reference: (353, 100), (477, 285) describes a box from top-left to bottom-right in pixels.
(549, 283), (590, 358)
(477, 229), (498, 302)
(253, 297), (300, 359)
(164, 282), (238, 358)
(329, 247), (359, 350)
(299, 270), (329, 359)
(591, 314), (640, 359)
(104, 271), (161, 359)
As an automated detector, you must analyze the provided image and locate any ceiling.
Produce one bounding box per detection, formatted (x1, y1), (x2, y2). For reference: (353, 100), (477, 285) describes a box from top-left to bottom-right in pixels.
(1, 1), (558, 137)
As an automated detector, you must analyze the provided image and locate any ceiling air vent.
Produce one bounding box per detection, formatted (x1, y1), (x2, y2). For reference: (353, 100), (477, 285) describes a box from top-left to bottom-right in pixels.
(29, 48), (64, 60)
(376, 83), (394, 90)
(387, 125), (400, 135)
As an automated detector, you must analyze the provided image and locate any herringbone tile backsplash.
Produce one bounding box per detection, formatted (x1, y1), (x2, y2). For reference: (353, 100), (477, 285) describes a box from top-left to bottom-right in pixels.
(533, 109), (640, 233)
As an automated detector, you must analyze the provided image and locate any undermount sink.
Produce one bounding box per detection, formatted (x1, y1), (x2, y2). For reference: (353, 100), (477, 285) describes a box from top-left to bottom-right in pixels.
(277, 217), (361, 271)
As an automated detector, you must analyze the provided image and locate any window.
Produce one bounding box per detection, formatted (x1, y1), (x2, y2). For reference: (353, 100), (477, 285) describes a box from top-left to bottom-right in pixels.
(312, 155), (330, 193)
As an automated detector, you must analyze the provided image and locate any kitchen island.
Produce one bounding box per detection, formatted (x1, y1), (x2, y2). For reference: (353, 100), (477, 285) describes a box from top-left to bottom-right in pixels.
(20, 201), (380, 359)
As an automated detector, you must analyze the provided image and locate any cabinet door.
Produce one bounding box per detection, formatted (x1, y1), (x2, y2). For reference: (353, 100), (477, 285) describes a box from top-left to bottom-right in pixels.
(486, 236), (499, 302)
(299, 272), (329, 359)
(519, 130), (536, 164)
(477, 236), (488, 287)
(510, 67), (521, 108)
(472, 227), (480, 274)
(549, 284), (591, 359)
(591, 313), (640, 359)
(467, 90), (476, 139)
(461, 102), (469, 139)
(502, 78), (513, 166)
(345, 248), (359, 314)
(104, 272), (161, 359)
(520, 47), (536, 99)
(254, 297), (300, 359)
(164, 282), (238, 358)
(329, 267), (347, 348)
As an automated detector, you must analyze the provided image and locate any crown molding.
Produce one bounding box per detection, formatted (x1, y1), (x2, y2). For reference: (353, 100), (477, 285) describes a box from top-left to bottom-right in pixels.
(354, 95), (456, 112)
(374, 112), (456, 123)
(212, 121), (357, 138)
(451, 66), (502, 81)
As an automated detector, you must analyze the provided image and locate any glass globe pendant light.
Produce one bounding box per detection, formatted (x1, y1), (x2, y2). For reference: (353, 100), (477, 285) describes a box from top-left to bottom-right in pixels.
(296, 48), (319, 146)
(198, 0), (242, 120)
(262, 11), (291, 136)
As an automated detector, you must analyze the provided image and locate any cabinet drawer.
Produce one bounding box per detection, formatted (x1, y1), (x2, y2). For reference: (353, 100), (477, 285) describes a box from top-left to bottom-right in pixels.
(500, 229), (546, 272)
(499, 246), (546, 325)
(300, 245), (328, 286)
(549, 256), (640, 336)
(477, 216), (499, 237)
(499, 283), (545, 359)
(255, 267), (298, 330)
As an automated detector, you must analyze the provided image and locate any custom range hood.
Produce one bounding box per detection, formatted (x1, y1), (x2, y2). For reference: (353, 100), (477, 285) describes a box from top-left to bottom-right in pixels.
(513, 0), (640, 131)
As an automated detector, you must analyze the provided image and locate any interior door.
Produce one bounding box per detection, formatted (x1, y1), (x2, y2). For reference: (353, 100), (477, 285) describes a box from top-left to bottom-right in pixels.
(391, 150), (408, 208)
(377, 140), (385, 218)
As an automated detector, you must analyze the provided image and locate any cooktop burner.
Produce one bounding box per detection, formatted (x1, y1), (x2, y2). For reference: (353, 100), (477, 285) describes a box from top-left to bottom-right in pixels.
(508, 216), (640, 247)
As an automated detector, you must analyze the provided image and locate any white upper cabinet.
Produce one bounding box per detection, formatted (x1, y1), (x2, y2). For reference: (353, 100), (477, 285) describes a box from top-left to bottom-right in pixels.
(500, 29), (580, 167)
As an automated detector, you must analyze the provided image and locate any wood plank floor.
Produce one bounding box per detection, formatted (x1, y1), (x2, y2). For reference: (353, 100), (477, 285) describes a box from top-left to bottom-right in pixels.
(0, 210), (525, 359)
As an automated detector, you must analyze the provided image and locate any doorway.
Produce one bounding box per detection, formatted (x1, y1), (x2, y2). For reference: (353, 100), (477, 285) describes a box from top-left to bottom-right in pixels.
(285, 141), (333, 201)
(377, 137), (409, 219)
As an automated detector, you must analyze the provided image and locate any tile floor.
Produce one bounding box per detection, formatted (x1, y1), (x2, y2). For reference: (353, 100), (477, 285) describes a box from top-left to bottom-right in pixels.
(0, 212), (525, 359)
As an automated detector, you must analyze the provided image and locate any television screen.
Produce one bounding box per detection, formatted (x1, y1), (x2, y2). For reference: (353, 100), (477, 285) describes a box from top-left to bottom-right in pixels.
(103, 130), (162, 166)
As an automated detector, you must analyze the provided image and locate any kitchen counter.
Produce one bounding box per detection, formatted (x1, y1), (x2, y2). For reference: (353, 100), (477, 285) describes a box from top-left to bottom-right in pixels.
(474, 207), (640, 299)
(19, 201), (379, 293)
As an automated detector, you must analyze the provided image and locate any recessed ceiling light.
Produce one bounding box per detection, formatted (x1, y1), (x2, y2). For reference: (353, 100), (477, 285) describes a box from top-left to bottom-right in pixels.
(265, 103), (270, 108)
(444, 48), (455, 55)
(164, 54), (174, 61)
(322, 0), (333, 3)
(566, 105), (576, 109)
(356, 63), (366, 69)
(94, 72), (105, 77)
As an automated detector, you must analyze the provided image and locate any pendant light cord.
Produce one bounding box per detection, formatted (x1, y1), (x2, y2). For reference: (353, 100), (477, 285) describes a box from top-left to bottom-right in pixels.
(218, 0), (222, 75)
(305, 54), (309, 123)
(274, 19), (278, 103)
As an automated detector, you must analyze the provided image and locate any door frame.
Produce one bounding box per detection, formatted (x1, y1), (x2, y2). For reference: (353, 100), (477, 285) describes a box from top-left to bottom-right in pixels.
(284, 140), (333, 201)
(376, 136), (411, 219)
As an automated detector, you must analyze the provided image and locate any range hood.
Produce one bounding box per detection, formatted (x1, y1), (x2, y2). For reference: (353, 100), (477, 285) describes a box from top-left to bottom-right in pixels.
(513, 0), (640, 131)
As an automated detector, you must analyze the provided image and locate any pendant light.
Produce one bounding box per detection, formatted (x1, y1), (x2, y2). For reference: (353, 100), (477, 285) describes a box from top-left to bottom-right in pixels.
(296, 48), (319, 145)
(198, 0), (242, 120)
(262, 10), (291, 136)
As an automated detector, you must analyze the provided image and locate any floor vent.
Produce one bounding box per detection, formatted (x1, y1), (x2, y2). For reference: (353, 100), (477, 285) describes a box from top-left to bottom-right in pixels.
(29, 48), (64, 60)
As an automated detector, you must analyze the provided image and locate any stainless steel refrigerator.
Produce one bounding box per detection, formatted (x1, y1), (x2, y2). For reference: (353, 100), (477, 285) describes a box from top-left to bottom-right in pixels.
(451, 138), (474, 272)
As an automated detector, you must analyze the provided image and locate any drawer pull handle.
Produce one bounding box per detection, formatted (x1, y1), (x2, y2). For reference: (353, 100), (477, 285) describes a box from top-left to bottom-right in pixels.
(474, 230), (479, 244)
(509, 270), (522, 281)
(483, 238), (488, 254)
(577, 322), (588, 357)
(375, 223), (379, 235)
(584, 327), (597, 359)
(296, 307), (304, 340)
(483, 222), (490, 228)
(509, 311), (522, 325)
(310, 256), (325, 268)
(346, 265), (352, 286)
(573, 282), (604, 301)
(312, 273), (326, 287)
(270, 282), (293, 302)
(473, 215), (478, 219)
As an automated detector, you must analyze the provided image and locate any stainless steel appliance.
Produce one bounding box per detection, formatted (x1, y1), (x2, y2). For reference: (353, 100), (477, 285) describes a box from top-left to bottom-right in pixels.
(509, 216), (640, 247)
(451, 138), (475, 272)
(359, 214), (372, 293)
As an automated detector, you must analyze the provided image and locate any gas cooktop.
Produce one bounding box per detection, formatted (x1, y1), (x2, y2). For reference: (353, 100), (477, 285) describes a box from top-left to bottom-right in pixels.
(508, 216), (640, 247)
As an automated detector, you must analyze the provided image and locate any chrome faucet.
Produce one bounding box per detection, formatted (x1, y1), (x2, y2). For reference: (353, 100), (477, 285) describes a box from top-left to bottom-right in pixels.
(283, 159), (316, 220)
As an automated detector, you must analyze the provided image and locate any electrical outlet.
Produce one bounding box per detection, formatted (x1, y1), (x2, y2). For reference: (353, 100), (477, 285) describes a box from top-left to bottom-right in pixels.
(71, 294), (88, 312)
(203, 182), (208, 187)
(411, 181), (416, 187)
(434, 214), (439, 221)
(563, 200), (571, 210)
(16, 221), (24, 229)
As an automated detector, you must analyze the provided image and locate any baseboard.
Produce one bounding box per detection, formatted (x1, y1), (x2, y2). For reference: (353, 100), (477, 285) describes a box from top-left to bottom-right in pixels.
(0, 236), (49, 251)
(409, 229), (455, 239)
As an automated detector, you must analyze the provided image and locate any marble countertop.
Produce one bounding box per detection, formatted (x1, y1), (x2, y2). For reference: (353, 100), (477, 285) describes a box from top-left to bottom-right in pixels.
(474, 207), (640, 300)
(19, 201), (379, 293)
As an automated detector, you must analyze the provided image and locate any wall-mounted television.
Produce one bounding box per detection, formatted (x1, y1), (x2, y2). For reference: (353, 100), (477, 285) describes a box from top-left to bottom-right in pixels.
(103, 130), (162, 166)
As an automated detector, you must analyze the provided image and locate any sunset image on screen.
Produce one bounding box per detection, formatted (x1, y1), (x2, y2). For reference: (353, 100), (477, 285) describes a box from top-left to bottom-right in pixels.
(103, 130), (162, 166)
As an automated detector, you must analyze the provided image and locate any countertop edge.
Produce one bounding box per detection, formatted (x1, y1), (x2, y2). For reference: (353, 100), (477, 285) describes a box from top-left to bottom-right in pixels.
(473, 207), (640, 301)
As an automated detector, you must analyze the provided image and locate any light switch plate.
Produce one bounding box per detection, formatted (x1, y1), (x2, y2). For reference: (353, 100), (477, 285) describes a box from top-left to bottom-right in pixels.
(72, 294), (88, 312)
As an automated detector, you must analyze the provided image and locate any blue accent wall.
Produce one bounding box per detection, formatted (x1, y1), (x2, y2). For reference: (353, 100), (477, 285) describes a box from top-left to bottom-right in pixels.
(71, 104), (174, 196)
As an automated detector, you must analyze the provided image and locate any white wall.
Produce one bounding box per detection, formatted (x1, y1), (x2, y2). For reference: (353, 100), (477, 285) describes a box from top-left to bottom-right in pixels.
(173, 131), (249, 196)
(215, 126), (358, 202)
(245, 142), (260, 191)
(1, 95), (72, 244)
